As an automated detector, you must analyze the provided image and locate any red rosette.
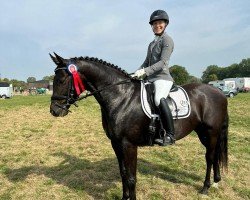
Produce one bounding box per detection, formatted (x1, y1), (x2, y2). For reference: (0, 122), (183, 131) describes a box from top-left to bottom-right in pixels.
(67, 64), (85, 96)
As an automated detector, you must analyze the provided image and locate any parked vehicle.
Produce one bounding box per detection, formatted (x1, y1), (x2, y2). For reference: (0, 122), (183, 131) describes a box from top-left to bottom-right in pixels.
(241, 77), (250, 92)
(218, 86), (238, 98)
(208, 80), (225, 88)
(223, 77), (250, 92)
(36, 88), (47, 94)
(0, 82), (13, 99)
(208, 80), (236, 89)
(209, 77), (250, 92)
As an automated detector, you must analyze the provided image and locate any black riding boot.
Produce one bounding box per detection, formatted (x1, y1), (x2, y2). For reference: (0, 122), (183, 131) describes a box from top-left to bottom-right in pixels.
(154, 98), (175, 146)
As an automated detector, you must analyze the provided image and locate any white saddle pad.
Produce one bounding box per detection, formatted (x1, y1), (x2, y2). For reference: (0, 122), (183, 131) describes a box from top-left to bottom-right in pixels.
(141, 82), (191, 119)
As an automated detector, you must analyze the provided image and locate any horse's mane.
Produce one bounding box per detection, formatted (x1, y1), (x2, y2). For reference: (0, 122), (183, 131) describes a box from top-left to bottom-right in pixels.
(72, 56), (133, 78)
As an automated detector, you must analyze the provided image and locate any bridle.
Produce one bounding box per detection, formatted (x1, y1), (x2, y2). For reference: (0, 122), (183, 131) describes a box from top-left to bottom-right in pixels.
(51, 67), (80, 111)
(51, 66), (132, 112)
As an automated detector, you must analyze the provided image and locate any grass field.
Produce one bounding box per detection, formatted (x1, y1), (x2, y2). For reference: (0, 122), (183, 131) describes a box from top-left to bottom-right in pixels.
(0, 93), (249, 200)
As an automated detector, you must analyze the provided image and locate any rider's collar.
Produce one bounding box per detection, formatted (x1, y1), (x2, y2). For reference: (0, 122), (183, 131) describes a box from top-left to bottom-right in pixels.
(154, 35), (160, 42)
(154, 32), (165, 42)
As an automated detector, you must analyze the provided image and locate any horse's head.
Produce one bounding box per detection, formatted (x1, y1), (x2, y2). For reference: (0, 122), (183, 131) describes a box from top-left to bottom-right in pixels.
(49, 53), (81, 117)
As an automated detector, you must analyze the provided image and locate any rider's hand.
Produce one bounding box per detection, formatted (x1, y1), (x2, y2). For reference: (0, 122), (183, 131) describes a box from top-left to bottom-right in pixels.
(131, 69), (146, 79)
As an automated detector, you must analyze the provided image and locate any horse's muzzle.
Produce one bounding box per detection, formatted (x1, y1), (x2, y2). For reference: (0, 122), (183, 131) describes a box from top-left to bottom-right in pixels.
(50, 102), (69, 117)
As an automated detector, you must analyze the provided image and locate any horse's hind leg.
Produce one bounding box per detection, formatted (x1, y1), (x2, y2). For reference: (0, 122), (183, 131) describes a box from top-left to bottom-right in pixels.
(203, 136), (223, 191)
(201, 150), (213, 194)
(212, 151), (221, 187)
(200, 131), (218, 194)
(213, 113), (229, 188)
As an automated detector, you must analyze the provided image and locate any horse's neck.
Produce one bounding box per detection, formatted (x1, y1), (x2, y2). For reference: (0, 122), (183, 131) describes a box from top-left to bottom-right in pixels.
(80, 61), (136, 110)
(81, 62), (125, 88)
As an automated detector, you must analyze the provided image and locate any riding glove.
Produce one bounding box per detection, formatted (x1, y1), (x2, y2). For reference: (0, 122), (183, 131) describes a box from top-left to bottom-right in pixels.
(132, 69), (146, 79)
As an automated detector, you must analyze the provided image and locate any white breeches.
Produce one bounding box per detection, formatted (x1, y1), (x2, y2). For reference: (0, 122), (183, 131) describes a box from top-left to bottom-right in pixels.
(153, 80), (173, 106)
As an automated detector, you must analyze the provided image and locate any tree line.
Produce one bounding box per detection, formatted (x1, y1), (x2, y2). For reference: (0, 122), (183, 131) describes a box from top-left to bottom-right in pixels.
(201, 58), (250, 83)
(170, 58), (249, 84)
(0, 75), (54, 90)
(1, 58), (249, 88)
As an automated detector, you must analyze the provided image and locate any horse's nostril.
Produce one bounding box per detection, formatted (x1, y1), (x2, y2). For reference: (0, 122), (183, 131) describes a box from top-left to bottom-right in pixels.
(50, 103), (69, 117)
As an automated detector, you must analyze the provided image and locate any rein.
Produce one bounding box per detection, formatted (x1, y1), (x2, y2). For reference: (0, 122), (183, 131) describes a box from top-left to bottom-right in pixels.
(77, 79), (131, 101)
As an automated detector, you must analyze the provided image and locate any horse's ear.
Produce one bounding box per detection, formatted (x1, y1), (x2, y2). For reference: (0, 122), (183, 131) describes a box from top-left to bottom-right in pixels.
(54, 52), (66, 64)
(49, 53), (60, 65)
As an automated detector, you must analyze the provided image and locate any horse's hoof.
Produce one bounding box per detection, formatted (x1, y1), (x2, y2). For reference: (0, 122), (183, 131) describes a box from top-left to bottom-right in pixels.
(211, 182), (219, 188)
(198, 193), (209, 199)
(198, 188), (209, 199)
(199, 188), (208, 195)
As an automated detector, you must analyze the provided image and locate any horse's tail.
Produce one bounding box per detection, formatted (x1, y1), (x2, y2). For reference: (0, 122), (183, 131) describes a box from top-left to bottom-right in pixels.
(217, 112), (229, 171)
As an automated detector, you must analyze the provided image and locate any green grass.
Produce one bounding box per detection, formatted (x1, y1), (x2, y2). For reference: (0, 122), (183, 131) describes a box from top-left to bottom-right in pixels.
(0, 93), (249, 199)
(0, 95), (50, 110)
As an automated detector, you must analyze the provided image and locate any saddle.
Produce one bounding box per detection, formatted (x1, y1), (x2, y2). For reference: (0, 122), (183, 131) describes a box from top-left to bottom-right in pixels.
(141, 81), (191, 146)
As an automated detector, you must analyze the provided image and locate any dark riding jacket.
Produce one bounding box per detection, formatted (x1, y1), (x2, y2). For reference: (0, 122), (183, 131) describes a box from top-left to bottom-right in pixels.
(140, 32), (174, 82)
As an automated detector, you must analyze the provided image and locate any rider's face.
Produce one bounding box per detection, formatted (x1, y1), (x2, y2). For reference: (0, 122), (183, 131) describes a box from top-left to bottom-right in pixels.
(152, 20), (166, 35)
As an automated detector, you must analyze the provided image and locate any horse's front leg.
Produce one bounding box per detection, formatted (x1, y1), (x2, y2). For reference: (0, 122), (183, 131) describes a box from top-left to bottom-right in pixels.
(111, 140), (138, 200)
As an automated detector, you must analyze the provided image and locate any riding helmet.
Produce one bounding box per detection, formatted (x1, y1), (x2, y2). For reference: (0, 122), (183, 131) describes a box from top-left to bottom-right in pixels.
(149, 10), (169, 25)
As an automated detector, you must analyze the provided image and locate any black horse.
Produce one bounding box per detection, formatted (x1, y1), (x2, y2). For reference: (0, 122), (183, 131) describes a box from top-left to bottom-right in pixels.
(50, 53), (228, 200)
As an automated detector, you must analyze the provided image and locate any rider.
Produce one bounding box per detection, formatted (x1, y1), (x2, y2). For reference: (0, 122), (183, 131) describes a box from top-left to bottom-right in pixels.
(133, 10), (175, 146)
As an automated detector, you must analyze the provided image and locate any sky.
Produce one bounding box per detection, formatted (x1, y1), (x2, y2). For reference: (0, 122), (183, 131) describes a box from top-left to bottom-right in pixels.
(0, 0), (249, 81)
